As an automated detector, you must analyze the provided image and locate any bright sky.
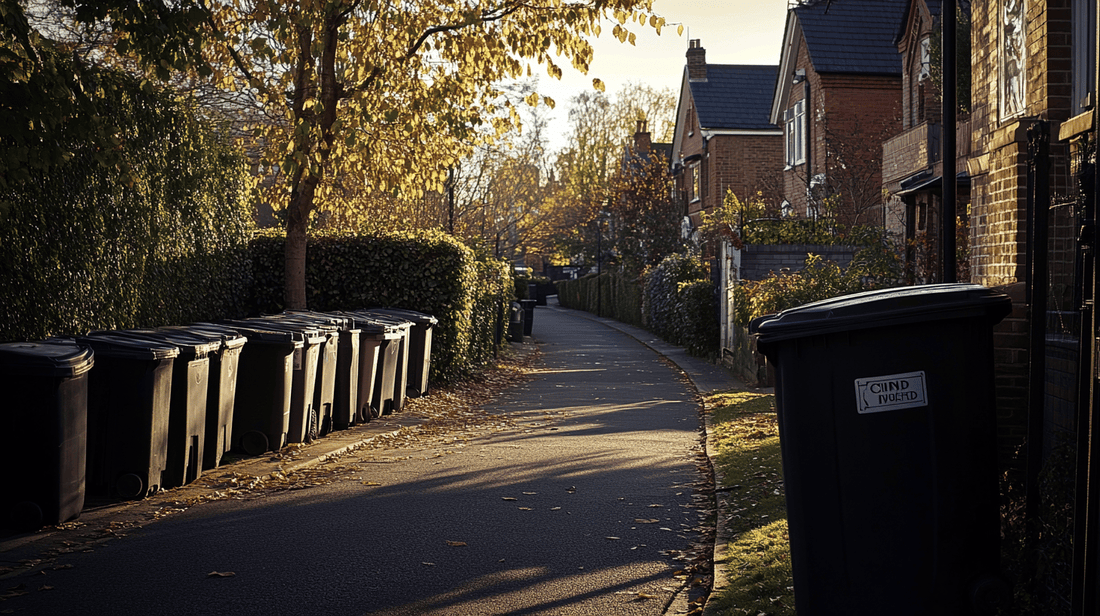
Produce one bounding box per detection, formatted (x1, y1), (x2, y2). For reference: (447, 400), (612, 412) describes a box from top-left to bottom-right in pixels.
(535, 0), (790, 155)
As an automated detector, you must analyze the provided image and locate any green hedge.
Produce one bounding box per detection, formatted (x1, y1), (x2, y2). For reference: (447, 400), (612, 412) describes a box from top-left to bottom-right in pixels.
(0, 64), (255, 341)
(555, 253), (717, 358)
(247, 230), (511, 383)
(555, 271), (644, 327)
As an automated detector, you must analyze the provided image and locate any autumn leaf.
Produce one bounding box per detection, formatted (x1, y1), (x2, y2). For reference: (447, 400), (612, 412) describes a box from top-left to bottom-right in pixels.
(207, 571), (236, 578)
(445, 541), (467, 547)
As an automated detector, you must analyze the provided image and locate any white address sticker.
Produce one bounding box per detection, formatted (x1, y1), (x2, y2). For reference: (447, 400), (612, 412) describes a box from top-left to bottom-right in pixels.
(854, 371), (928, 414)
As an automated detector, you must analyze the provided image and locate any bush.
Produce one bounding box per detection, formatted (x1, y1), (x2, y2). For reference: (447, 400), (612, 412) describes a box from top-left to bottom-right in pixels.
(678, 280), (719, 358)
(247, 230), (511, 383)
(643, 253), (710, 344)
(0, 63), (255, 341)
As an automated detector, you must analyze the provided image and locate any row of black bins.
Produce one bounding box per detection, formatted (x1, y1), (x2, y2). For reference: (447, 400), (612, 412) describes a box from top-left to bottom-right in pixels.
(0, 309), (437, 532)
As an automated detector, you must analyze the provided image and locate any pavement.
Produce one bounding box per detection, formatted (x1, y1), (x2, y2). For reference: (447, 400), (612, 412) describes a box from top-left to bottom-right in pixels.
(1, 297), (754, 615)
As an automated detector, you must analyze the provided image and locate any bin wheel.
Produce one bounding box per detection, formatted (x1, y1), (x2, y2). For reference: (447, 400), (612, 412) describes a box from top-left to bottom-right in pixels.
(406, 386), (422, 399)
(116, 474), (144, 500)
(969, 573), (1012, 614)
(241, 430), (269, 456)
(10, 501), (43, 532)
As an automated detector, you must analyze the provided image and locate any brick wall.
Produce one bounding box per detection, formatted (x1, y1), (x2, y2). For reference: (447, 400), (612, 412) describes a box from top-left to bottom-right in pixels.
(739, 244), (858, 281)
(705, 133), (784, 210)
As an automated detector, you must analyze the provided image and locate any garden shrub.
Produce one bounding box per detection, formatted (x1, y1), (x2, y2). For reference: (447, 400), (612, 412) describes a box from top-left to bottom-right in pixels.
(247, 230), (511, 383)
(643, 253), (710, 345)
(0, 61), (255, 341)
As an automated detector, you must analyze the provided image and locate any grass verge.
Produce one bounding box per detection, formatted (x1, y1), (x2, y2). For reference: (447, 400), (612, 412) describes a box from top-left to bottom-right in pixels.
(705, 389), (794, 616)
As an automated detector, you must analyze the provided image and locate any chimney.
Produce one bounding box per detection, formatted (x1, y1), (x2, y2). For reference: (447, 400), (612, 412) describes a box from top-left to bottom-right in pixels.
(686, 39), (706, 81)
(633, 119), (651, 154)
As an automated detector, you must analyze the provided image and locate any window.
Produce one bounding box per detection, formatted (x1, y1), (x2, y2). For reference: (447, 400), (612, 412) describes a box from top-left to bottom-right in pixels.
(1000, 0), (1027, 120)
(689, 163), (701, 202)
(1073, 0), (1096, 115)
(918, 36), (931, 82)
(784, 99), (807, 167)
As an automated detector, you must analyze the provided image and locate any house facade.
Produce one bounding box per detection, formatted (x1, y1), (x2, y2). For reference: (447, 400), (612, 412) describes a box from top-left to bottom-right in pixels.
(881, 0), (972, 282)
(670, 40), (783, 240)
(770, 0), (906, 227)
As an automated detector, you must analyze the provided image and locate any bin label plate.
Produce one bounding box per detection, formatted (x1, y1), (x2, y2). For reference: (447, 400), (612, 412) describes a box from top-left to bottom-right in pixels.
(854, 371), (927, 414)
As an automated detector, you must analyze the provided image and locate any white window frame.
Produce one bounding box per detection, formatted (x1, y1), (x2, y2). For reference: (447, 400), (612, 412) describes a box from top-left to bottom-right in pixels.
(689, 163), (701, 203)
(784, 99), (807, 168)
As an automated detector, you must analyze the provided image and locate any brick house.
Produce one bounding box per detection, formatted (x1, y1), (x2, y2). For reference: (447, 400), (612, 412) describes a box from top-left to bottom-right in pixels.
(881, 0), (972, 282)
(967, 0), (1095, 461)
(670, 40), (783, 240)
(770, 0), (905, 227)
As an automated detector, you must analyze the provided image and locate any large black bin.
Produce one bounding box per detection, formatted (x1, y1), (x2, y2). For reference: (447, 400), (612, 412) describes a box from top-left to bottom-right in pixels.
(224, 319), (324, 444)
(284, 312), (360, 432)
(750, 284), (1013, 615)
(358, 312), (412, 412)
(196, 323), (299, 456)
(108, 330), (218, 489)
(367, 308), (437, 398)
(258, 315), (339, 439)
(0, 341), (94, 530)
(77, 334), (178, 500)
(159, 326), (246, 470)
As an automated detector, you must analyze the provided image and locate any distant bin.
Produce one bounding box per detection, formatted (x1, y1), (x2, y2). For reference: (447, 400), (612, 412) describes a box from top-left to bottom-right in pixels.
(345, 312), (404, 416)
(750, 284), (1012, 615)
(519, 299), (536, 337)
(508, 302), (524, 343)
(159, 326), (247, 470)
(0, 341), (94, 530)
(196, 323), (299, 456)
(77, 334), (178, 500)
(354, 312), (412, 413)
(367, 308), (438, 398)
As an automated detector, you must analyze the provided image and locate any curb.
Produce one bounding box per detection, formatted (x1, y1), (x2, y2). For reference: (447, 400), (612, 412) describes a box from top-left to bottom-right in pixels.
(543, 303), (736, 615)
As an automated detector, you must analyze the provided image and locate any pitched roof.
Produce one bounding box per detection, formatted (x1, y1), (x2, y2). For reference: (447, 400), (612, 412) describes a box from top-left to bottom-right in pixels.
(795, 0), (906, 75)
(689, 65), (779, 131)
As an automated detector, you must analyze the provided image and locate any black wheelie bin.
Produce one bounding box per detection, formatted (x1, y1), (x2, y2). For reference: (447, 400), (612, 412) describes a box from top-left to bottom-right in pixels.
(283, 311), (360, 432)
(0, 341), (94, 531)
(356, 311), (412, 412)
(159, 326), (247, 470)
(226, 318), (325, 444)
(195, 323), (299, 456)
(367, 308), (438, 398)
(77, 334), (178, 500)
(104, 329), (219, 489)
(344, 312), (403, 416)
(750, 284), (1013, 616)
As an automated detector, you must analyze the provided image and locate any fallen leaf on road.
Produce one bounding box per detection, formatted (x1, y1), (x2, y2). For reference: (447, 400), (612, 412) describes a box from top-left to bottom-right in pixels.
(606, 537), (621, 540)
(634, 519), (660, 524)
(37, 586), (53, 592)
(523, 492), (537, 495)
(422, 562), (435, 566)
(502, 497), (517, 501)
(207, 571), (236, 578)
(445, 541), (467, 547)
(518, 507), (532, 511)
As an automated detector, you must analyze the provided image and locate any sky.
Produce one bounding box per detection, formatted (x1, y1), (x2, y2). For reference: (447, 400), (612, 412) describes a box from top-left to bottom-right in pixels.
(534, 0), (791, 155)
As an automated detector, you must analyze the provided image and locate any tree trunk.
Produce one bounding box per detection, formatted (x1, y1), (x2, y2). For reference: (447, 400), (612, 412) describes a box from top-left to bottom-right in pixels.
(284, 187), (312, 310)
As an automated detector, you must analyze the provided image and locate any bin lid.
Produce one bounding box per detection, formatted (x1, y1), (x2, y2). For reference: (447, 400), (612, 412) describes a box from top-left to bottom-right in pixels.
(162, 325), (248, 351)
(111, 329), (220, 360)
(78, 333), (179, 361)
(284, 311), (355, 331)
(367, 308), (439, 326)
(353, 311), (412, 331)
(749, 284), (1013, 343)
(0, 341), (95, 377)
(227, 318), (327, 346)
(196, 322), (304, 349)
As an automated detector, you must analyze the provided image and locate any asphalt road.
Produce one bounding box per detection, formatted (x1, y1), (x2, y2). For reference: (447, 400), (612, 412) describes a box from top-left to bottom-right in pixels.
(1, 305), (710, 615)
